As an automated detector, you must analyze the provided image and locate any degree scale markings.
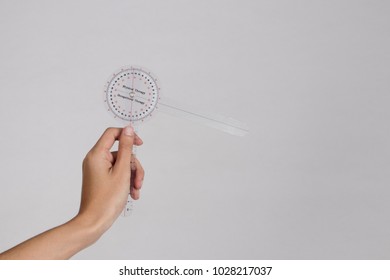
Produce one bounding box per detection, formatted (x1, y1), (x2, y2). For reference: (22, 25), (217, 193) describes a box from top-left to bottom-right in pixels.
(103, 66), (162, 217)
(104, 66), (248, 136)
(105, 67), (160, 123)
(103, 65), (248, 217)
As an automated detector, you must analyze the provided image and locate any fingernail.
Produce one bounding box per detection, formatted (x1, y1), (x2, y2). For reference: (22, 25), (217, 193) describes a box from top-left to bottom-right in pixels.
(124, 125), (134, 136)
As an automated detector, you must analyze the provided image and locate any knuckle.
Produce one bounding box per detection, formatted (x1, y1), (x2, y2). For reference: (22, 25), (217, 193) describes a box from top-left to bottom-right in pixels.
(139, 162), (145, 174)
(82, 151), (94, 167)
(138, 168), (145, 180)
(118, 144), (126, 153)
(104, 127), (115, 134)
(118, 141), (131, 150)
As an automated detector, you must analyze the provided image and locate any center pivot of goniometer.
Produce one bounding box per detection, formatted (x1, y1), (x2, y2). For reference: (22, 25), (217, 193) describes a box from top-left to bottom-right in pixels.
(130, 91), (135, 98)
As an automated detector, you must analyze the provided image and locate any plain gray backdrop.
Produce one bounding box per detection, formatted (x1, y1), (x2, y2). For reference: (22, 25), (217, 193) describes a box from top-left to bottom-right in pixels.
(0, 0), (389, 259)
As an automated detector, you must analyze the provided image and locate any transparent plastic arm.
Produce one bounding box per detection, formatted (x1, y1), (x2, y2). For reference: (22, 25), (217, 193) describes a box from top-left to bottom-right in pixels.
(157, 97), (249, 137)
(122, 127), (138, 217)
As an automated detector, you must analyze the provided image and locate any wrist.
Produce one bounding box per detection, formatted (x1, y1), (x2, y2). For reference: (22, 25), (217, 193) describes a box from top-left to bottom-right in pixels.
(70, 213), (109, 247)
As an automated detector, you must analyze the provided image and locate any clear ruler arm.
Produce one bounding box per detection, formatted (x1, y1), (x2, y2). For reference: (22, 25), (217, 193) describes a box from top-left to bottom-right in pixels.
(122, 126), (138, 217)
(105, 66), (249, 219)
(157, 97), (249, 137)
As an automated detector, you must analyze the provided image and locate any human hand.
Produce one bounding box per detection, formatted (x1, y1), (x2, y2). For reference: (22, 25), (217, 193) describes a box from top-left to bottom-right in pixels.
(0, 125), (145, 260)
(77, 126), (145, 233)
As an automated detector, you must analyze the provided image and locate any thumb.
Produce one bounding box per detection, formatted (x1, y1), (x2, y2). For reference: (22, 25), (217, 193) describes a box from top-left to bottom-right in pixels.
(114, 125), (134, 176)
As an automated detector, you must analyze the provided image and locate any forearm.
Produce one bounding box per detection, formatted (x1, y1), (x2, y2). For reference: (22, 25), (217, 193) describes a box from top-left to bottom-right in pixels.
(0, 126), (143, 260)
(0, 215), (104, 260)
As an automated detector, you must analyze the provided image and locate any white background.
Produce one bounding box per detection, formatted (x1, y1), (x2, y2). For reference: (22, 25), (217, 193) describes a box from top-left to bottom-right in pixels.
(0, 0), (389, 259)
(2, 260), (390, 280)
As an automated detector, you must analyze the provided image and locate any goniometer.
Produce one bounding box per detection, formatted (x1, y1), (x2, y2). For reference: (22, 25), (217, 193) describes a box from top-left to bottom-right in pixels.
(104, 66), (160, 124)
(104, 65), (248, 216)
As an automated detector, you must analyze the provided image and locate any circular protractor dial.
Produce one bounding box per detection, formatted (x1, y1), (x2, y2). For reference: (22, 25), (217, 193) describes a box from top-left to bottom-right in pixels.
(104, 66), (161, 123)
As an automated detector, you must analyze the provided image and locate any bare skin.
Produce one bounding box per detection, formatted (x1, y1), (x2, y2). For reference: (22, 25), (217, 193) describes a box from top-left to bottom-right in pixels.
(0, 125), (144, 260)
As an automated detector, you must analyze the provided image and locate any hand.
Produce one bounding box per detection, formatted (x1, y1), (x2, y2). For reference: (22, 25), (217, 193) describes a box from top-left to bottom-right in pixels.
(0, 125), (145, 259)
(77, 126), (145, 232)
